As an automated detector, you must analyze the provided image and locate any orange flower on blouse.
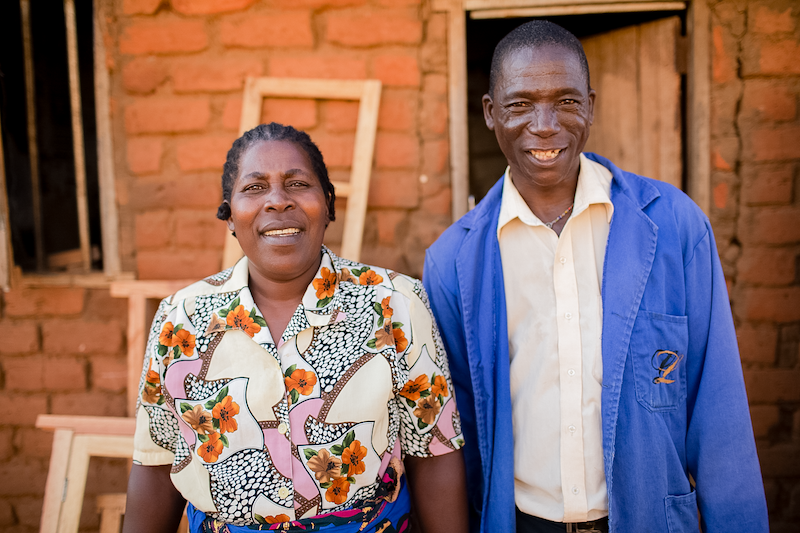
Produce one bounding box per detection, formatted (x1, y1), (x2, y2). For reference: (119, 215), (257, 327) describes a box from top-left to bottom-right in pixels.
(212, 396), (240, 434)
(430, 374), (449, 398)
(285, 368), (317, 396)
(312, 267), (337, 299)
(326, 477), (351, 505)
(265, 515), (291, 524)
(174, 328), (196, 356)
(159, 322), (178, 347)
(197, 432), (224, 463)
(342, 439), (367, 476)
(380, 296), (393, 318)
(393, 328), (408, 353)
(399, 374), (430, 402)
(141, 383), (162, 404)
(414, 396), (441, 426)
(359, 269), (383, 286)
(226, 305), (261, 337)
(181, 404), (214, 435)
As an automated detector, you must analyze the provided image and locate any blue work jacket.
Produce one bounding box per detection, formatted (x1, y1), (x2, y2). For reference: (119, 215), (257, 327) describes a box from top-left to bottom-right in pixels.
(423, 154), (768, 532)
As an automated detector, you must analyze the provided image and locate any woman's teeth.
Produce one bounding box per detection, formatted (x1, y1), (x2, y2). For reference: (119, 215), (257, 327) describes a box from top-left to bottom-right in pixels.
(529, 149), (563, 161)
(263, 228), (300, 236)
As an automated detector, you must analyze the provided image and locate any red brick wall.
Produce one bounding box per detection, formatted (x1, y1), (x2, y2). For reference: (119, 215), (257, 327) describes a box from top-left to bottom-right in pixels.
(710, 0), (800, 528)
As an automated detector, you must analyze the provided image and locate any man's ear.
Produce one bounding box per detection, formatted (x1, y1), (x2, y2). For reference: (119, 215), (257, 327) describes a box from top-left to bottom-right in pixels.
(482, 93), (495, 131)
(587, 88), (596, 125)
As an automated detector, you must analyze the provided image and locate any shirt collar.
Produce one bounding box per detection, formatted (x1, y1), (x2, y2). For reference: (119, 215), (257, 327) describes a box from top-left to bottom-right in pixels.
(497, 153), (614, 239)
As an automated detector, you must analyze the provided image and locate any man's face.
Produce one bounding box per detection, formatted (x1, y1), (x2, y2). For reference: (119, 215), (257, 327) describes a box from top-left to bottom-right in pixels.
(483, 44), (595, 189)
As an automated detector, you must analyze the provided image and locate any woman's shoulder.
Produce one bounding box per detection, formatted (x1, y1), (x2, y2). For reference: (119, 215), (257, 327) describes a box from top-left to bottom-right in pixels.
(163, 257), (251, 306)
(327, 247), (424, 301)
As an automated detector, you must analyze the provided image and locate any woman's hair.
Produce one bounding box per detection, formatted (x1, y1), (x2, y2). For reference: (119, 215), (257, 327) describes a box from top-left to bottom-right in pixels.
(216, 122), (336, 222)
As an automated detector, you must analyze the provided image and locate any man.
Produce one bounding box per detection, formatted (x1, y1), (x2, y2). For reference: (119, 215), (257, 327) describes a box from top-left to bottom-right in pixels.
(423, 20), (768, 533)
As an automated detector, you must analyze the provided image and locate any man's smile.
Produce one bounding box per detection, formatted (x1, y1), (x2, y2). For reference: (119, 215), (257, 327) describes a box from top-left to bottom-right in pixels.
(527, 148), (564, 161)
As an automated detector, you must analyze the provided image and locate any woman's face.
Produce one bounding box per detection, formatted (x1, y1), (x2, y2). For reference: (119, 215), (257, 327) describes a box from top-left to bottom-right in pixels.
(226, 140), (329, 282)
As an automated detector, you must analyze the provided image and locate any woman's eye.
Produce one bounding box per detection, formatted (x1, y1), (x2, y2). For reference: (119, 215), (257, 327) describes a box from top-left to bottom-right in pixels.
(244, 184), (265, 191)
(288, 181), (308, 188)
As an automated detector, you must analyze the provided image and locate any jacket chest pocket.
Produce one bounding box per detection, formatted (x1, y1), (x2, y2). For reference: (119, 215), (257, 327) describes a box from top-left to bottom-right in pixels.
(629, 310), (689, 412)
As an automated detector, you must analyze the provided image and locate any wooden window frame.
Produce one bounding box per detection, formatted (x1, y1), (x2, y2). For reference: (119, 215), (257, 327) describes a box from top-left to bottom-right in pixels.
(1, 0), (122, 290)
(433, 0), (711, 220)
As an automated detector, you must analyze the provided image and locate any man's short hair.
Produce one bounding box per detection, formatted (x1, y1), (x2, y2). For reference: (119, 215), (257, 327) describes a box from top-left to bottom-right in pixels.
(488, 20), (591, 96)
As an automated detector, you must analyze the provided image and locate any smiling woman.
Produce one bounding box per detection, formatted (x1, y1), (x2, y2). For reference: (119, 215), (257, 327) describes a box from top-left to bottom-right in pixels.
(122, 123), (468, 533)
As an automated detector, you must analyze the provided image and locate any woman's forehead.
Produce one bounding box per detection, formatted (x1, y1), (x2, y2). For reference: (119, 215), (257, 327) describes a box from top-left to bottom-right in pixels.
(238, 140), (314, 176)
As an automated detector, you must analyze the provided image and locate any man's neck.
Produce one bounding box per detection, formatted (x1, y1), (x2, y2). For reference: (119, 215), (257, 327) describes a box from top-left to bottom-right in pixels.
(511, 170), (579, 228)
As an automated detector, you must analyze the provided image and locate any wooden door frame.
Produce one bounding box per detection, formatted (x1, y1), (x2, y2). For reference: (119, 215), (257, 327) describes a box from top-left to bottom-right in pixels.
(433, 0), (710, 220)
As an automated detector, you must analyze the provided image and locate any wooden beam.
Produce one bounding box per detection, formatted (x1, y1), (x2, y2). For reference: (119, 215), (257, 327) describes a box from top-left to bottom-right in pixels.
(36, 414), (136, 436)
(94, 3), (121, 276)
(20, 0), (45, 272)
(38, 428), (74, 533)
(447, 1), (470, 221)
(109, 279), (192, 298)
(64, 0), (92, 271)
(470, 1), (685, 18)
(687, 0), (710, 213)
(0, 106), (12, 291)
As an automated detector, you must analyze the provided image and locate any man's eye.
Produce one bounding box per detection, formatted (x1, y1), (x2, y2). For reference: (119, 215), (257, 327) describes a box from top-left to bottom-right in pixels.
(560, 99), (578, 105)
(508, 102), (529, 107)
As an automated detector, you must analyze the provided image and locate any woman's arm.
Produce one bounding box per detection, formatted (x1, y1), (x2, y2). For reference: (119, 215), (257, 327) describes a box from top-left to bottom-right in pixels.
(122, 464), (186, 533)
(405, 450), (468, 533)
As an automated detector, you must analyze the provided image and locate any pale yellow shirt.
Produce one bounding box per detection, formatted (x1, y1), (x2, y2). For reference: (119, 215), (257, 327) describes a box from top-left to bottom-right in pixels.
(497, 154), (614, 523)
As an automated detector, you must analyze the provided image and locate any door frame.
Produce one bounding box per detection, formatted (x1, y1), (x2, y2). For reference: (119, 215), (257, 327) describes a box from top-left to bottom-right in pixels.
(433, 0), (710, 220)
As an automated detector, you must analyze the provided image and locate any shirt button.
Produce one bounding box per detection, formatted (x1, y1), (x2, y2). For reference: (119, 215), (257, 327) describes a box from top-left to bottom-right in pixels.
(567, 368), (576, 376)
(568, 425), (576, 433)
(278, 422), (288, 435)
(560, 257), (567, 264)
(565, 312), (573, 320)
(572, 486), (580, 495)
(278, 486), (290, 499)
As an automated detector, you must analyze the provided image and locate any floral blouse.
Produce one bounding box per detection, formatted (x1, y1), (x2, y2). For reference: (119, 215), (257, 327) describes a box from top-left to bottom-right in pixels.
(133, 246), (464, 526)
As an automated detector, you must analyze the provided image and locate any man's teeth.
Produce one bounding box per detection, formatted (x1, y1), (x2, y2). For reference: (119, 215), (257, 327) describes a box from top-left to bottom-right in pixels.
(529, 149), (563, 161)
(263, 228), (300, 236)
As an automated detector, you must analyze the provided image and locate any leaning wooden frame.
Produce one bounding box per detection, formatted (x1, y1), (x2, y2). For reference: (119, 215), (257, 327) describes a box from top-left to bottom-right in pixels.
(222, 77), (383, 268)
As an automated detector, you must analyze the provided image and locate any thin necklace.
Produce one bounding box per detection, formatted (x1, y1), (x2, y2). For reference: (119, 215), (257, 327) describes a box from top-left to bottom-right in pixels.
(544, 203), (574, 229)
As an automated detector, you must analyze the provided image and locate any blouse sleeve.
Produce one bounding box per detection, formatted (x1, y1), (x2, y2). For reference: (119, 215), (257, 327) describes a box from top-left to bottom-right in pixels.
(391, 276), (464, 458)
(132, 298), (181, 466)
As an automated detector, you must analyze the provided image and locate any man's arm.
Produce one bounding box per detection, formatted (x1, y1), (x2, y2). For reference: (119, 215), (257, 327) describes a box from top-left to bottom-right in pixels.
(122, 464), (186, 533)
(405, 451), (469, 532)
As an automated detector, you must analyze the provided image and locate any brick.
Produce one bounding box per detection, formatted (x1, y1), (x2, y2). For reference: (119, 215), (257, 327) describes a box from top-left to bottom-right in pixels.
(129, 175), (221, 210)
(324, 101), (359, 132)
(741, 79), (797, 122)
(173, 210), (227, 248)
(90, 356), (128, 392)
(172, 0), (255, 14)
(750, 405), (779, 438)
(738, 247), (797, 285)
(125, 97), (211, 134)
(264, 0), (365, 6)
(423, 73), (448, 95)
(738, 322), (778, 365)
(314, 134), (355, 168)
(43, 358), (87, 391)
(176, 134), (236, 172)
(270, 54), (367, 79)
(741, 164), (795, 206)
(756, 443), (800, 477)
(420, 40), (447, 74)
(740, 206), (800, 245)
(122, 57), (168, 94)
(374, 54), (420, 87)
(747, 125), (800, 162)
(223, 97), (243, 130)
(712, 136), (738, 171)
(4, 288), (85, 317)
(757, 37), (800, 75)
(713, 181), (729, 210)
(426, 12), (448, 43)
(0, 323), (39, 354)
(119, 19), (208, 55)
(372, 210), (406, 245)
(12, 497), (44, 528)
(710, 81), (741, 137)
(750, 5), (796, 33)
(135, 210), (172, 249)
(423, 138), (449, 176)
(376, 132), (419, 169)
(83, 290), (128, 321)
(137, 249), (222, 280)
(326, 10), (422, 47)
(122, 0), (161, 15)
(42, 320), (123, 354)
(0, 458), (48, 496)
(712, 25), (737, 84)
(221, 12), (313, 49)
(3, 356), (44, 391)
(737, 286), (800, 321)
(421, 184), (451, 216)
(378, 91), (416, 132)
(51, 391), (127, 417)
(261, 98), (317, 129)
(368, 170), (419, 208)
(745, 368), (800, 402)
(421, 94), (447, 136)
(0, 393), (48, 425)
(173, 57), (263, 93)
(0, 498), (12, 526)
(127, 137), (163, 175)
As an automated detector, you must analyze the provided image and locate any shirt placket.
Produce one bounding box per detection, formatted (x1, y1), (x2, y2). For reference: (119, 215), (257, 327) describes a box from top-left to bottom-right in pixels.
(554, 225), (590, 521)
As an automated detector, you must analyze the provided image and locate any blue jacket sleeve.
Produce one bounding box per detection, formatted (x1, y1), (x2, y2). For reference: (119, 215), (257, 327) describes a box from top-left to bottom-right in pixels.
(684, 221), (768, 531)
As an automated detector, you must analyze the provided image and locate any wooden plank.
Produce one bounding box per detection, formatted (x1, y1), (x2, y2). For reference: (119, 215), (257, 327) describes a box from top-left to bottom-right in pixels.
(465, 0), (673, 8)
(20, 0), (45, 272)
(639, 17), (682, 188)
(64, 0), (92, 271)
(340, 80), (381, 261)
(109, 279), (192, 298)
(97, 493), (126, 533)
(470, 1), (685, 18)
(0, 106), (12, 291)
(127, 294), (146, 416)
(238, 77), (264, 136)
(39, 428), (74, 533)
(36, 414), (136, 436)
(447, 3), (470, 221)
(687, 0), (710, 213)
(19, 271), (135, 289)
(251, 77), (365, 100)
(94, 3), (121, 276)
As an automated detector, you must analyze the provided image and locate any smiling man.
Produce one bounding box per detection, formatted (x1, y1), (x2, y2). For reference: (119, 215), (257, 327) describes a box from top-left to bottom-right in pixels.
(423, 20), (768, 533)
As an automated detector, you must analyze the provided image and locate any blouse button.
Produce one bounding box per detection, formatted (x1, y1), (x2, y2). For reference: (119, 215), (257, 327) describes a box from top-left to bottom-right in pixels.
(278, 486), (290, 499)
(278, 422), (288, 435)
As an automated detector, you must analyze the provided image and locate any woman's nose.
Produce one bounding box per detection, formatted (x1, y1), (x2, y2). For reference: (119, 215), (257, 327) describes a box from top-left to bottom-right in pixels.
(263, 185), (294, 212)
(527, 106), (561, 137)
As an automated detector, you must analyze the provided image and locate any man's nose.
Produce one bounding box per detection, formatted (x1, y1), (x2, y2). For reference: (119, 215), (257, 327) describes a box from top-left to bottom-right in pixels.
(527, 106), (560, 136)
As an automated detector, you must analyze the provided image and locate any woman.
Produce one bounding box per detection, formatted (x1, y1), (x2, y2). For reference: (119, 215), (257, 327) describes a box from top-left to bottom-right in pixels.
(123, 123), (468, 533)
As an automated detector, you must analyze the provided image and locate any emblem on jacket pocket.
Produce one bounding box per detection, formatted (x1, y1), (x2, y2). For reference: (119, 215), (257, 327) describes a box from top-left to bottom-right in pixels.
(651, 350), (683, 384)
